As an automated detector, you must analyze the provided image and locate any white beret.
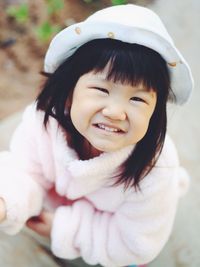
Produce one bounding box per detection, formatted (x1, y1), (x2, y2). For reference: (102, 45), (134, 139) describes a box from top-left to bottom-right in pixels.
(44, 4), (194, 105)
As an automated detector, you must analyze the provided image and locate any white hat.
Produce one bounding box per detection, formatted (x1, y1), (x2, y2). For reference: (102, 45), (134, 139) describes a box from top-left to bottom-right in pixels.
(44, 4), (194, 104)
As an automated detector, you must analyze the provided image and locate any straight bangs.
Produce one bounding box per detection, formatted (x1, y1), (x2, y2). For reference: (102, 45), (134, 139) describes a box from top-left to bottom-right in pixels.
(74, 39), (170, 97)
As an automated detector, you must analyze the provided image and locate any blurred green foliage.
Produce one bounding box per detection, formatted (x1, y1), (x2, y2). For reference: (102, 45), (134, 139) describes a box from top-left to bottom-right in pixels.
(36, 0), (64, 42)
(6, 1), (64, 43)
(36, 22), (61, 42)
(46, 0), (64, 15)
(83, 0), (94, 3)
(6, 4), (29, 23)
(111, 0), (127, 4)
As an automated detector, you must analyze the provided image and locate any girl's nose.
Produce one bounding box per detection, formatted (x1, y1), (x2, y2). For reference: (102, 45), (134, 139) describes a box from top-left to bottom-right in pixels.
(102, 103), (126, 121)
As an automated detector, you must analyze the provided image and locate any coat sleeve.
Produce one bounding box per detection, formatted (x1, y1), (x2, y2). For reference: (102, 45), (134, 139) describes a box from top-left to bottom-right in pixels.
(50, 162), (189, 267)
(0, 105), (48, 235)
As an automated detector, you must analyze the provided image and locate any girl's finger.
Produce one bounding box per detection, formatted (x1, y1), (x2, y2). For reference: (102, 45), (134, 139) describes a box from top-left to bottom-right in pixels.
(26, 210), (54, 237)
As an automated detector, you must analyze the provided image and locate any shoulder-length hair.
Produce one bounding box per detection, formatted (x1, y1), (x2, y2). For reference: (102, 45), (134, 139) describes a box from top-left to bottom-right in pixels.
(36, 39), (174, 190)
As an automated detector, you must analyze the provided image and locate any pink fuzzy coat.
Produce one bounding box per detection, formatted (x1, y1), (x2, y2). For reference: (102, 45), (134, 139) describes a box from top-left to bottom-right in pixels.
(0, 104), (189, 266)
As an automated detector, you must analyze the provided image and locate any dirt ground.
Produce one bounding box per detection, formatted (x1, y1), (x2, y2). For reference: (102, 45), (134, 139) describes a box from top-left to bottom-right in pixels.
(0, 0), (152, 120)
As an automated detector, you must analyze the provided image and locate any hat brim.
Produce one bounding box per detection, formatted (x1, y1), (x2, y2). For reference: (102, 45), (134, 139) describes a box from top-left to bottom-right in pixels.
(44, 21), (194, 105)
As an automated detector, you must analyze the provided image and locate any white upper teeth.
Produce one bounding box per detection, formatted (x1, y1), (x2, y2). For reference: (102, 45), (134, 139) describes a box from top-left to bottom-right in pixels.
(98, 124), (119, 132)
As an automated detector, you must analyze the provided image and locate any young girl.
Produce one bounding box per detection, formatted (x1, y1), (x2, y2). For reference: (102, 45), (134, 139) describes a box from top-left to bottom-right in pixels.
(0, 4), (193, 267)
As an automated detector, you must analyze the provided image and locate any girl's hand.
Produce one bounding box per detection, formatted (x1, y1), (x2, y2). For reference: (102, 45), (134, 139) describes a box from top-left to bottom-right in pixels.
(0, 198), (6, 223)
(26, 210), (54, 238)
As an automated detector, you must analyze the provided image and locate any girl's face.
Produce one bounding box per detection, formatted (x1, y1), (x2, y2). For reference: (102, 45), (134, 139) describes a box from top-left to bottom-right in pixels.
(70, 69), (157, 157)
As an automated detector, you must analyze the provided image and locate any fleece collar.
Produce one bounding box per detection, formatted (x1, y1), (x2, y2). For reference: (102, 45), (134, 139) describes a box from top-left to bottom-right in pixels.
(52, 123), (134, 198)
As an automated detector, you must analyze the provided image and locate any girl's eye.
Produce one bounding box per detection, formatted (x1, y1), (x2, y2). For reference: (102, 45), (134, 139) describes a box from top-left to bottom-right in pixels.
(130, 96), (146, 103)
(93, 87), (109, 94)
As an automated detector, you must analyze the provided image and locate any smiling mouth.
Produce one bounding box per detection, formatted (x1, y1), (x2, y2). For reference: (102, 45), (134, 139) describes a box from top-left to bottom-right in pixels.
(93, 123), (125, 133)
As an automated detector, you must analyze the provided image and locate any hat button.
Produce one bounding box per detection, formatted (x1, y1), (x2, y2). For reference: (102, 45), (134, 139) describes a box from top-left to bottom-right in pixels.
(75, 27), (81, 35)
(168, 62), (177, 67)
(107, 32), (115, 39)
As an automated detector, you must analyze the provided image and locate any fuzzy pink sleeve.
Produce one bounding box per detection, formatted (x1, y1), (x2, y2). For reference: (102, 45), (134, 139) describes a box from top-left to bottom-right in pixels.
(0, 105), (47, 234)
(50, 164), (185, 266)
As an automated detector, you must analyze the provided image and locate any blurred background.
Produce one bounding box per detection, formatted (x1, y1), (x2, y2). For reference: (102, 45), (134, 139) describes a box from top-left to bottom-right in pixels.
(0, 0), (200, 266)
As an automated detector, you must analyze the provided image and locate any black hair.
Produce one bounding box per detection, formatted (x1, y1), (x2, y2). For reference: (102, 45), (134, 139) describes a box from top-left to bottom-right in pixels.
(36, 38), (173, 190)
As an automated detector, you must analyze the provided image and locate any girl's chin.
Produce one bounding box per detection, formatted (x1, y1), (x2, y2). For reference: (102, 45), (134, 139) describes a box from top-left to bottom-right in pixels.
(90, 143), (120, 155)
